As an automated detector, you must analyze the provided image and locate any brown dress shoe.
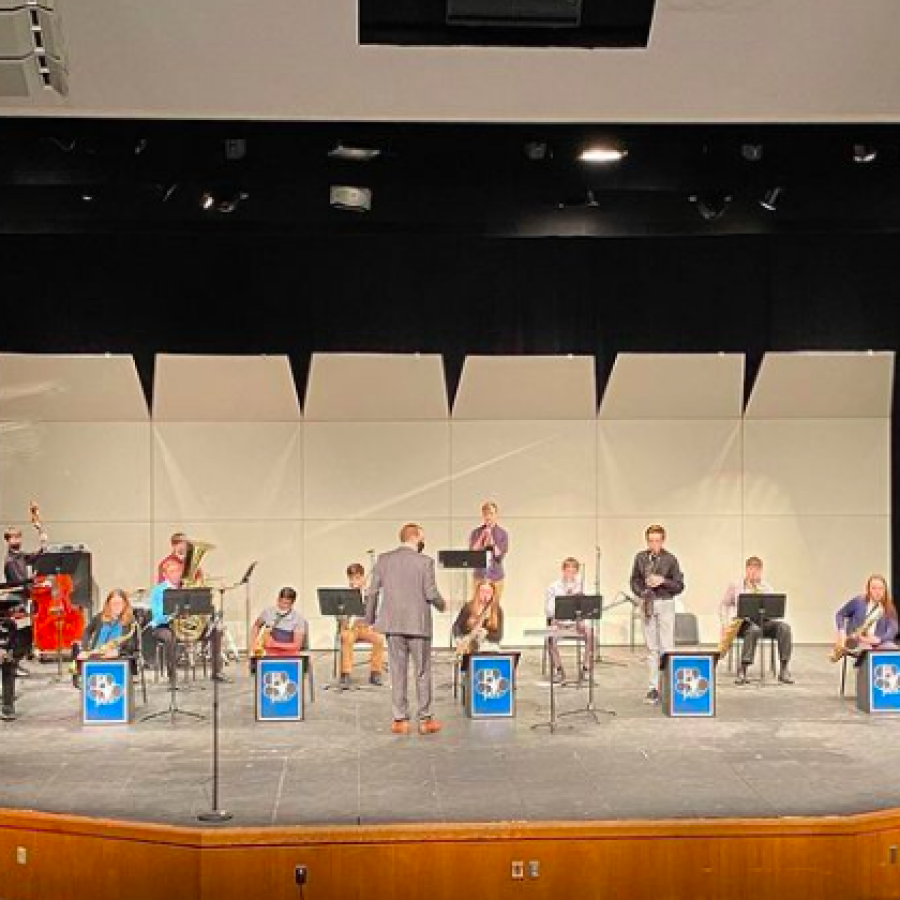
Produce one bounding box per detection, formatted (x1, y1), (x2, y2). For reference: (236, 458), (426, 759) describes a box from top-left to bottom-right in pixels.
(390, 720), (410, 735)
(418, 718), (442, 735)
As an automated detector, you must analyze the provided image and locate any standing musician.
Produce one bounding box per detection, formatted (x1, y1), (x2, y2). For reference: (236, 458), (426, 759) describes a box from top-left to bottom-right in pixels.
(469, 501), (509, 627)
(365, 523), (446, 736)
(250, 587), (308, 659)
(630, 524), (685, 705)
(454, 579), (503, 656)
(0, 596), (18, 719)
(833, 574), (898, 663)
(71, 589), (139, 688)
(3, 507), (49, 677)
(339, 564), (386, 687)
(545, 557), (591, 684)
(720, 556), (794, 685)
(156, 532), (200, 584)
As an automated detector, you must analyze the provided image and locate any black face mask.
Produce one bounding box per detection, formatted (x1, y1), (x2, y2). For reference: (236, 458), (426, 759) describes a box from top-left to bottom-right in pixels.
(416, 540), (425, 553)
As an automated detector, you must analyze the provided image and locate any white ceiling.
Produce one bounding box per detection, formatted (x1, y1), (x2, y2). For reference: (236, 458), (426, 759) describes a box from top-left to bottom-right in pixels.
(0, 0), (898, 122)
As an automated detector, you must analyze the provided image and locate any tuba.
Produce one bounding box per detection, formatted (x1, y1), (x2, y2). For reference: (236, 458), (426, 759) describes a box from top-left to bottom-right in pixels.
(172, 539), (215, 642)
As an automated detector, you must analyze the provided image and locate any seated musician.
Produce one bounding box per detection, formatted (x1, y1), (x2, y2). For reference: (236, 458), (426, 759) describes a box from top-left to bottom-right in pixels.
(156, 532), (201, 584)
(721, 556), (793, 685)
(454, 580), (503, 656)
(250, 587), (308, 661)
(71, 589), (138, 687)
(149, 558), (182, 684)
(545, 557), (591, 684)
(3, 523), (47, 677)
(834, 574), (898, 664)
(339, 563), (386, 687)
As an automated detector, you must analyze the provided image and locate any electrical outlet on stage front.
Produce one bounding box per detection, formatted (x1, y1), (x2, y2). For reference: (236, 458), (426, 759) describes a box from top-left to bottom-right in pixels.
(511, 860), (524, 879)
(16, 846), (27, 865)
(528, 860), (540, 879)
(295, 865), (308, 885)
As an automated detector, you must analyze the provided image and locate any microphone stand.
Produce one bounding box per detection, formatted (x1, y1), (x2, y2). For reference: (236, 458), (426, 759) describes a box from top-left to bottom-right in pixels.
(198, 584), (235, 823)
(588, 550), (626, 669)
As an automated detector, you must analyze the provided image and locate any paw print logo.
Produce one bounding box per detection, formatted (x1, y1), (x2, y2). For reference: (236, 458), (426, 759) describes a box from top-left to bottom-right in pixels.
(873, 664), (900, 695)
(263, 670), (298, 703)
(87, 673), (123, 706)
(674, 667), (708, 700)
(475, 668), (510, 700)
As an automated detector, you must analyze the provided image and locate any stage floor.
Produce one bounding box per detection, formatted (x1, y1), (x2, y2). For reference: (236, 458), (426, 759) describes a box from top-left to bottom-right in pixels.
(1, 646), (897, 827)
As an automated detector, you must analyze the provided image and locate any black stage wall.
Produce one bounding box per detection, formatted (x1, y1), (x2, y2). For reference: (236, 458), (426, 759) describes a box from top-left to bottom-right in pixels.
(2, 231), (897, 578)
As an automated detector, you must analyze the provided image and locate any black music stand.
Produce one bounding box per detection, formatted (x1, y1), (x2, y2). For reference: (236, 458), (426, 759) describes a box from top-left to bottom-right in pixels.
(140, 589), (212, 724)
(554, 595), (615, 724)
(319, 588), (366, 692)
(240, 561), (258, 659)
(737, 593), (787, 686)
(33, 551), (83, 682)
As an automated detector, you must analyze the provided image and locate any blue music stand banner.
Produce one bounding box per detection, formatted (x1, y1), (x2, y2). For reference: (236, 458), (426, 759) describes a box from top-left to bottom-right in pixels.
(466, 653), (515, 719)
(665, 652), (715, 718)
(81, 659), (132, 725)
(256, 657), (304, 722)
(860, 650), (900, 714)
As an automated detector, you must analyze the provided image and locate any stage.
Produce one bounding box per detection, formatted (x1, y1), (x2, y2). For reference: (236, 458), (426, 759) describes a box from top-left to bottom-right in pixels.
(1, 646), (897, 828)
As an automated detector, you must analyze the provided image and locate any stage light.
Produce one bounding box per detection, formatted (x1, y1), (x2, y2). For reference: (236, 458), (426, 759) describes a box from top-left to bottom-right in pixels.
(329, 142), (381, 162)
(578, 146), (627, 164)
(199, 190), (248, 213)
(330, 185), (372, 212)
(853, 144), (877, 163)
(759, 186), (783, 211)
(200, 192), (216, 211)
(524, 141), (550, 161)
(741, 144), (763, 162)
(689, 192), (732, 222)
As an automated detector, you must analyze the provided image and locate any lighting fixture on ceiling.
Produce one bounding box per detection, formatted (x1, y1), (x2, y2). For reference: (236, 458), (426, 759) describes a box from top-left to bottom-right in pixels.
(853, 144), (877, 164)
(741, 144), (764, 162)
(578, 146), (627, 164)
(759, 186), (784, 211)
(199, 189), (248, 213)
(329, 142), (382, 162)
(689, 192), (732, 222)
(330, 185), (373, 212)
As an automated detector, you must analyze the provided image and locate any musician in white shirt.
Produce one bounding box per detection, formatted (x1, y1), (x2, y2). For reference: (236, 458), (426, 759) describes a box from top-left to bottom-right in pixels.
(721, 556), (793, 685)
(545, 557), (592, 684)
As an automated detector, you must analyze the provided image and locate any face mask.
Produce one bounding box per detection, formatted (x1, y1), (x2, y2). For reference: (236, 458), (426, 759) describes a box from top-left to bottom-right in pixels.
(417, 540), (425, 553)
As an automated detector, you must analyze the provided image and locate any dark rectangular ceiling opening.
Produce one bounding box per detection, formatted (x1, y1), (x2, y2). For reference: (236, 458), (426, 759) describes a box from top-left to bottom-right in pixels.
(359, 0), (656, 48)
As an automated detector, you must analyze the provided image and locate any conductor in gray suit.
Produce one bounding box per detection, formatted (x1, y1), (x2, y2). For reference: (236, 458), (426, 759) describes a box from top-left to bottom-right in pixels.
(365, 523), (446, 735)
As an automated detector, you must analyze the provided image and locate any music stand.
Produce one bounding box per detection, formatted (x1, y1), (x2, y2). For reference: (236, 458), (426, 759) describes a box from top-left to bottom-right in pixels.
(140, 589), (212, 724)
(240, 561), (258, 658)
(318, 588), (366, 691)
(554, 595), (615, 724)
(32, 551), (82, 682)
(737, 593), (787, 686)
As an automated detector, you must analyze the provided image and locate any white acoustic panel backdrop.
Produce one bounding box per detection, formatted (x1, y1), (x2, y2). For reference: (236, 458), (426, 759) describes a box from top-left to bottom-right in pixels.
(743, 419), (890, 516)
(450, 420), (597, 519)
(303, 518), (453, 649)
(742, 516), (891, 643)
(304, 421), (451, 521)
(304, 353), (448, 421)
(598, 420), (742, 517)
(0, 422), (152, 524)
(153, 422), (303, 522)
(153, 355), (300, 422)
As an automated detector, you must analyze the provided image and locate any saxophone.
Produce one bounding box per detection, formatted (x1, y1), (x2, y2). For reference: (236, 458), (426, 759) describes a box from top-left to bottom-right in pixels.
(455, 597), (494, 659)
(830, 604), (882, 663)
(717, 581), (758, 659)
(86, 621), (137, 658)
(252, 624), (271, 658)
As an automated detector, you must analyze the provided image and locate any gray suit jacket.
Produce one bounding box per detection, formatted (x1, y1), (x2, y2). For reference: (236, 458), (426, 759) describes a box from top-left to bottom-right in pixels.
(365, 545), (446, 639)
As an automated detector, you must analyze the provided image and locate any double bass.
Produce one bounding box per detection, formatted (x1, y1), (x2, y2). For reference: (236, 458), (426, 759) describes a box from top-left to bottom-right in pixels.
(28, 502), (84, 655)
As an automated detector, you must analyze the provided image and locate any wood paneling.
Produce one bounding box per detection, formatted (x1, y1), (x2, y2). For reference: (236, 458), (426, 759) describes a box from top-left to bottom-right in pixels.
(2, 808), (900, 900)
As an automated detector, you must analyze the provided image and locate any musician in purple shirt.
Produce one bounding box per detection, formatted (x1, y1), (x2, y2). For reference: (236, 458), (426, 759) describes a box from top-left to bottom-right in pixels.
(469, 501), (509, 607)
(833, 574), (898, 663)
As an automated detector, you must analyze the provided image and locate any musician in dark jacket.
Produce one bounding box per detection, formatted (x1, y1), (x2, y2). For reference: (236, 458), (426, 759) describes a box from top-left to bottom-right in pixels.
(3, 524), (46, 677)
(630, 524), (685, 705)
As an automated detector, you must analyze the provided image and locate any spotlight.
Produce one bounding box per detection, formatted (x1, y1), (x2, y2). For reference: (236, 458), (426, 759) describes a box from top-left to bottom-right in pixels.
(329, 185), (372, 212)
(328, 142), (381, 162)
(524, 141), (550, 161)
(759, 186), (784, 211)
(578, 146), (627, 164)
(689, 192), (732, 222)
(853, 144), (877, 164)
(741, 143), (764, 162)
(199, 189), (248, 213)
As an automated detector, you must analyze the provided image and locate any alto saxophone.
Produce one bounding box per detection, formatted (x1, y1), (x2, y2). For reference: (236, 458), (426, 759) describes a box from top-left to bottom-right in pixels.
(455, 599), (493, 659)
(89, 621), (138, 658)
(830, 606), (882, 663)
(717, 582), (759, 659)
(252, 624), (271, 658)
